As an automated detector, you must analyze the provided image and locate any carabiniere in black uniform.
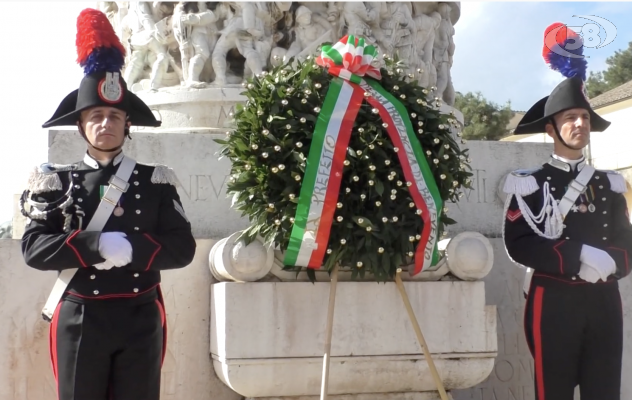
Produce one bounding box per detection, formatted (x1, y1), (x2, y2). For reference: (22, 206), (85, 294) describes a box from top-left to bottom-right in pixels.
(19, 8), (196, 400)
(22, 151), (195, 300)
(503, 76), (632, 400)
(503, 157), (632, 399)
(21, 152), (196, 400)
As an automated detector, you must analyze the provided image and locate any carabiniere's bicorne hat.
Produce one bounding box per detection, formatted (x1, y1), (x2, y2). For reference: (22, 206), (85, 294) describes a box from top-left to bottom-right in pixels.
(514, 22), (610, 135)
(42, 8), (160, 129)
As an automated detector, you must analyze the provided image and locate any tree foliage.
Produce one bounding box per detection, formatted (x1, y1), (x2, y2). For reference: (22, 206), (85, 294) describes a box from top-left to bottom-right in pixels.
(454, 92), (514, 141)
(586, 41), (632, 98)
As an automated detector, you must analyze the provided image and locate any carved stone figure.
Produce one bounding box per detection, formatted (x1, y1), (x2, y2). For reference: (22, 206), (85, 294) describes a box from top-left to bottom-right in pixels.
(98, 2), (119, 26)
(371, 3), (415, 67)
(104, 2), (460, 92)
(325, 2), (344, 39)
(412, 10), (441, 87)
(228, 2), (263, 38)
(121, 2), (174, 91)
(211, 3), (266, 86)
(433, 3), (456, 105)
(173, 2), (219, 88)
(282, 6), (331, 63)
(298, 2), (336, 37)
(342, 2), (378, 44)
(261, 3), (292, 75)
(98, 2), (129, 40)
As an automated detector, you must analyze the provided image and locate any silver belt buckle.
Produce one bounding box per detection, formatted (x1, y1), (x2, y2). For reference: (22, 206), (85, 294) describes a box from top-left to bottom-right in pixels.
(108, 175), (129, 193)
(568, 180), (585, 194)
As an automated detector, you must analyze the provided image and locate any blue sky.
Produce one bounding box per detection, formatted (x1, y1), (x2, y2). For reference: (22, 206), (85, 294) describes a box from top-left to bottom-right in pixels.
(453, 2), (632, 111)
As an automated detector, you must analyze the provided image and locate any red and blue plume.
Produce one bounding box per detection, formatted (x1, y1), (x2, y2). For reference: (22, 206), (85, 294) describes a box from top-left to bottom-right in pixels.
(76, 8), (125, 75)
(542, 22), (587, 81)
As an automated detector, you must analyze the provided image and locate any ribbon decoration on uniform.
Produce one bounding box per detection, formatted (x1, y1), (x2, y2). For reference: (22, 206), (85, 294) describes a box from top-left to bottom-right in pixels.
(283, 35), (443, 276)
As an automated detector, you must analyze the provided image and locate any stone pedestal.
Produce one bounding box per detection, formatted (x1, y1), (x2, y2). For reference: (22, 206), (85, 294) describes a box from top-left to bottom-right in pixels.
(245, 394), (454, 400)
(133, 86), (245, 133)
(211, 281), (496, 399)
(15, 133), (611, 400)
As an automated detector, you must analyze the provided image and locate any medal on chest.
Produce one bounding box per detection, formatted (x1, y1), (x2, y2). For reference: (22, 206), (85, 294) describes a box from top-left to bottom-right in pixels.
(568, 184), (596, 213)
(583, 185), (596, 213)
(100, 185), (125, 217)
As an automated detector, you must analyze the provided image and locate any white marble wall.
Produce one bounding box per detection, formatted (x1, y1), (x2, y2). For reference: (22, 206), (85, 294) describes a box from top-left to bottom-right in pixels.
(0, 239), (241, 400)
(45, 131), (554, 239)
(9, 131), (630, 399)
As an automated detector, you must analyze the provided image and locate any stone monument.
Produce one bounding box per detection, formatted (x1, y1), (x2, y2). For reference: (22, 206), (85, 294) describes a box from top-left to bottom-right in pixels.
(97, 1), (459, 105)
(11, 2), (625, 400)
(92, 2), (493, 399)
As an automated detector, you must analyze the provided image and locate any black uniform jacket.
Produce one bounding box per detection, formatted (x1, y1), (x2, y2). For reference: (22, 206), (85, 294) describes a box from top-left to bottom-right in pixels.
(21, 152), (196, 302)
(503, 157), (632, 282)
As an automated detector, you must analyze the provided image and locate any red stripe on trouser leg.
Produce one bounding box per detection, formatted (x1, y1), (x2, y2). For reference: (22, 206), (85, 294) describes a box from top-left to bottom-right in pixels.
(533, 286), (545, 400)
(155, 300), (165, 327)
(523, 286), (534, 357)
(49, 301), (63, 399)
(156, 286), (167, 367)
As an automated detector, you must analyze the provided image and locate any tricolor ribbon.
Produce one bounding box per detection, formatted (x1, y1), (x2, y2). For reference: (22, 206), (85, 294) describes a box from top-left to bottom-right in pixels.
(283, 35), (442, 276)
(315, 35), (382, 83)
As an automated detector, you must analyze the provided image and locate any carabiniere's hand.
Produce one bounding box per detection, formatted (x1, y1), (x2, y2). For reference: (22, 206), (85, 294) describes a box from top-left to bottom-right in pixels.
(578, 263), (602, 283)
(98, 232), (133, 267)
(579, 245), (616, 281)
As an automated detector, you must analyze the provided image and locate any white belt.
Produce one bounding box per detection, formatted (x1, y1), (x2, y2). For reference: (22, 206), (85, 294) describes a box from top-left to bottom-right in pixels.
(41, 156), (137, 321)
(557, 165), (595, 220)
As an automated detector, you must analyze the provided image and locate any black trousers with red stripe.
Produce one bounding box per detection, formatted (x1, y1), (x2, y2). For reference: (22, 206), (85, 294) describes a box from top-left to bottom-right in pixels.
(49, 294), (166, 400)
(524, 274), (622, 400)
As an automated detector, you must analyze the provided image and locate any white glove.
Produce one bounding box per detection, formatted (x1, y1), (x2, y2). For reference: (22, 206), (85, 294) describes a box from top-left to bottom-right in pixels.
(98, 232), (133, 267)
(579, 245), (616, 281)
(578, 263), (603, 283)
(93, 260), (116, 270)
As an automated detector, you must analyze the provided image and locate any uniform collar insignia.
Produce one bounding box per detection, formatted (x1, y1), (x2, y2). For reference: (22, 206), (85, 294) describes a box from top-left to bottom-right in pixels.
(548, 154), (586, 172)
(83, 151), (125, 169)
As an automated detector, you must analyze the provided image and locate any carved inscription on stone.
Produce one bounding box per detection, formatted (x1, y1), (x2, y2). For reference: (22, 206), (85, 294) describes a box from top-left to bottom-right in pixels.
(217, 105), (236, 129)
(458, 169), (489, 204)
(180, 175), (229, 202)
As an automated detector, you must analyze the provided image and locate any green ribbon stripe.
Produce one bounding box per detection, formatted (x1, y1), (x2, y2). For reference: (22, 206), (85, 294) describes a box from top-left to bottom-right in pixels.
(284, 77), (345, 266)
(365, 78), (444, 265)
